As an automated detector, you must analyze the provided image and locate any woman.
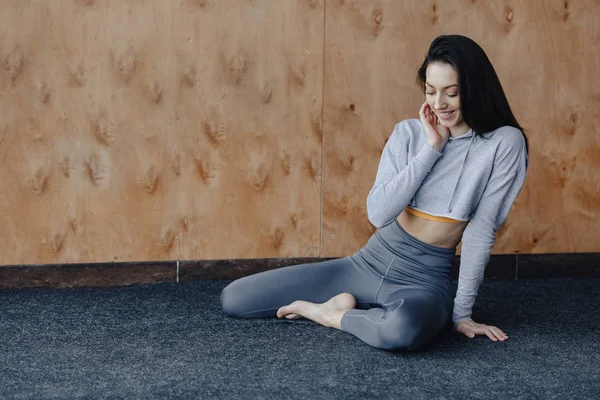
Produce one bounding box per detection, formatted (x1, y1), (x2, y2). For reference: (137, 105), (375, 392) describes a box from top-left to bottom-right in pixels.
(220, 35), (529, 351)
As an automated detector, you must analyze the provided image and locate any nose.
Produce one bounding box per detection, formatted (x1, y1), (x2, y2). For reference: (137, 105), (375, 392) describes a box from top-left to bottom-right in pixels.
(434, 94), (446, 110)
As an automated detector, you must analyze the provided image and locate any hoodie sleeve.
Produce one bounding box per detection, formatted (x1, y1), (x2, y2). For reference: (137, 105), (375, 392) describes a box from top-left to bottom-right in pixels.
(453, 127), (529, 323)
(366, 121), (443, 228)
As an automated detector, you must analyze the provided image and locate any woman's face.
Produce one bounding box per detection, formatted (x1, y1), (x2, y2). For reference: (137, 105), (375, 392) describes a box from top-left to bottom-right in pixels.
(425, 62), (470, 135)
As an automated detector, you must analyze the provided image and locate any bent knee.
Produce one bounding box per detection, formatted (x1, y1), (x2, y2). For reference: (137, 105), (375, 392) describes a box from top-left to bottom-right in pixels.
(377, 309), (433, 350)
(378, 326), (422, 351)
(220, 283), (240, 317)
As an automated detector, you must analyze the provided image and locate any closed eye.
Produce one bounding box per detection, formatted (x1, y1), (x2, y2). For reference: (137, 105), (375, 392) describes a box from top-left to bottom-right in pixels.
(426, 92), (458, 97)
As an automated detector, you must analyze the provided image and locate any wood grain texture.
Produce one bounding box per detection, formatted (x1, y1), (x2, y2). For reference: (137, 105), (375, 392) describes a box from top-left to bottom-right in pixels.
(0, 0), (598, 266)
(0, 0), (324, 265)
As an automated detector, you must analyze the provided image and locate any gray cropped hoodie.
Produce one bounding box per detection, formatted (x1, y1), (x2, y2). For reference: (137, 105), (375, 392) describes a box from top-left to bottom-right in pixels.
(366, 118), (528, 323)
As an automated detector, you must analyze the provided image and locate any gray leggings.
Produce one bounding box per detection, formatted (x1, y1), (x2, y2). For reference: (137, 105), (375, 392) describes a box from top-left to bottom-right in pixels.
(220, 219), (456, 351)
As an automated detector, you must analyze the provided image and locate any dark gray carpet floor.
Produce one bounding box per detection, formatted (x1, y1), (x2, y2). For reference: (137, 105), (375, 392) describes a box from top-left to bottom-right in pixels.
(1, 278), (599, 399)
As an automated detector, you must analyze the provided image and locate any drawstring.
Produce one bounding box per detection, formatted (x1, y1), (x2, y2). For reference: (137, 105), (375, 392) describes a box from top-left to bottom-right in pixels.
(446, 131), (475, 213)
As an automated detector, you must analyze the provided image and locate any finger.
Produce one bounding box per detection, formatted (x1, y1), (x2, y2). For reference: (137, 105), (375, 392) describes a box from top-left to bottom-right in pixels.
(488, 328), (502, 341)
(420, 105), (434, 126)
(427, 107), (435, 124)
(491, 327), (508, 341)
(490, 328), (507, 341)
(485, 330), (498, 342)
(419, 103), (427, 119)
(487, 326), (507, 337)
(461, 330), (475, 339)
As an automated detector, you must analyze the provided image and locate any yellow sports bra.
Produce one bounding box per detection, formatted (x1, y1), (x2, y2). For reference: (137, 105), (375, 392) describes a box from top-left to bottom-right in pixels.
(405, 206), (465, 223)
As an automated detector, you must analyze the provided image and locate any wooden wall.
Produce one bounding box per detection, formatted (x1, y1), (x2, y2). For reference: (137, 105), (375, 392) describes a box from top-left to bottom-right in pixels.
(0, 0), (598, 266)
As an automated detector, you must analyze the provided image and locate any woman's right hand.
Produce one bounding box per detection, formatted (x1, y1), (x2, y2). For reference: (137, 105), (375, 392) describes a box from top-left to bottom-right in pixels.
(419, 102), (450, 152)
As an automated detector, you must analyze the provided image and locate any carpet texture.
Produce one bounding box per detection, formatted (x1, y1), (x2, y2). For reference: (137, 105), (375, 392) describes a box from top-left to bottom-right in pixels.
(1, 278), (599, 399)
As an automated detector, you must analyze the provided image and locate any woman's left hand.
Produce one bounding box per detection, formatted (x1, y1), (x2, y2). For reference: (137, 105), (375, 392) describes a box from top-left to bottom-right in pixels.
(454, 319), (509, 342)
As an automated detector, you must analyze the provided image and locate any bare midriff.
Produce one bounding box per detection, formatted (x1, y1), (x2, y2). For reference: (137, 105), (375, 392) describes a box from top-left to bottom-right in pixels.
(396, 207), (469, 249)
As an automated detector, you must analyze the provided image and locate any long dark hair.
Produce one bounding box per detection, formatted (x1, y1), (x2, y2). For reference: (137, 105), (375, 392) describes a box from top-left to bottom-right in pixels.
(416, 34), (528, 154)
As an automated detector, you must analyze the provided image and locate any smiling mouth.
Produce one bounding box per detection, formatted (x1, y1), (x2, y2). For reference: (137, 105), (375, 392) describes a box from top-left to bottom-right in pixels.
(437, 110), (455, 119)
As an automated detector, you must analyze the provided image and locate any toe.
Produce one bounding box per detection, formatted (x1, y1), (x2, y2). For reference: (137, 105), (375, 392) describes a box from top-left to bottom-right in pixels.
(277, 306), (286, 318)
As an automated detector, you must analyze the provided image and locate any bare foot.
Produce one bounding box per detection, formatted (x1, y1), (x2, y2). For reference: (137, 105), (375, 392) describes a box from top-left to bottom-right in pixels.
(276, 293), (357, 330)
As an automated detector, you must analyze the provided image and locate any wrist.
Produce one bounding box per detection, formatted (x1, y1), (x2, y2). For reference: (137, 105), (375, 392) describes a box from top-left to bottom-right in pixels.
(453, 317), (473, 326)
(426, 140), (443, 152)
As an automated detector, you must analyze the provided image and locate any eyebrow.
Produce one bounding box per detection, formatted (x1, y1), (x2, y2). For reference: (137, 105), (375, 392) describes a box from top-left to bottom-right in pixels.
(426, 83), (458, 89)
